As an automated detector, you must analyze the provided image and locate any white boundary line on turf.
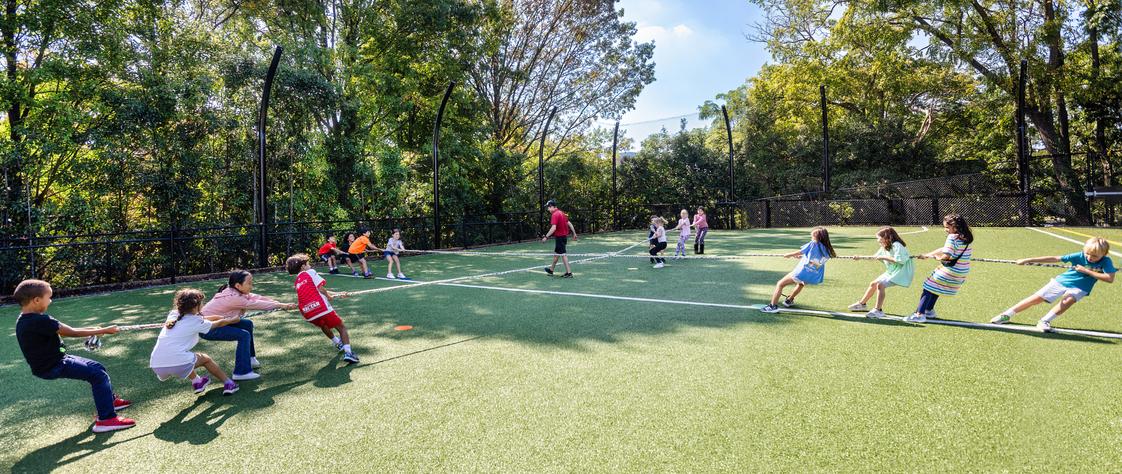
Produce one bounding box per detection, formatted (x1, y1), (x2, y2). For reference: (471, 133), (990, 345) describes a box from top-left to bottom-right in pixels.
(1026, 227), (1122, 258)
(899, 226), (930, 236)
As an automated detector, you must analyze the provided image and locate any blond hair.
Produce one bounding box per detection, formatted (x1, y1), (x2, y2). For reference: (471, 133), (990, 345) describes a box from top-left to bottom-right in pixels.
(1084, 237), (1110, 257)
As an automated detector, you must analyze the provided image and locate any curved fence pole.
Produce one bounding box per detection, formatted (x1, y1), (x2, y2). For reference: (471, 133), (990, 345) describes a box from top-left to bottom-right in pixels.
(721, 105), (734, 229)
(257, 46), (283, 268)
(539, 107), (557, 235)
(432, 82), (456, 249)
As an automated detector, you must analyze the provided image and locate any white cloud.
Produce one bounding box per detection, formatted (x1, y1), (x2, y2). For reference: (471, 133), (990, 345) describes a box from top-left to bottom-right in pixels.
(671, 24), (693, 37)
(636, 23), (698, 43)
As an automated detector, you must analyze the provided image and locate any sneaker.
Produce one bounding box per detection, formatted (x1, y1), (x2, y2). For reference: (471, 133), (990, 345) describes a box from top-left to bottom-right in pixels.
(113, 397), (132, 411)
(397, 273), (407, 279)
(232, 372), (260, 381)
(222, 380), (239, 395)
(1037, 320), (1053, 332)
(865, 309), (885, 319)
(926, 310), (939, 320)
(847, 302), (868, 311)
(653, 262), (664, 269)
(329, 268), (339, 274)
(192, 376), (210, 394)
(335, 341), (345, 352)
(990, 314), (1012, 324)
(544, 267), (554, 275)
(781, 298), (796, 308)
(92, 416), (136, 433)
(363, 273), (373, 279)
(343, 352), (360, 364)
(250, 357), (261, 369)
(352, 271), (359, 277)
(386, 273), (395, 279)
(904, 313), (927, 323)
(562, 273), (573, 278)
(760, 304), (779, 313)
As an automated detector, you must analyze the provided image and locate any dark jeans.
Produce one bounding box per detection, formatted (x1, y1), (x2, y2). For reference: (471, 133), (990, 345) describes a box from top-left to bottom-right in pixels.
(201, 319), (256, 375)
(649, 242), (668, 264)
(694, 228), (708, 245)
(915, 289), (940, 314)
(40, 355), (117, 421)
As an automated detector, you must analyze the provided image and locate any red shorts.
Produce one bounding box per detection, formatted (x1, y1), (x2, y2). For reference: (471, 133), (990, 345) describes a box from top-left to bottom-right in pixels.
(307, 311), (343, 330)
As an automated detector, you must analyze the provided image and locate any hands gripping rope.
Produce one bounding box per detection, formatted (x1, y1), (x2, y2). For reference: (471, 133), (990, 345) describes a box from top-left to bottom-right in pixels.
(81, 306), (302, 352)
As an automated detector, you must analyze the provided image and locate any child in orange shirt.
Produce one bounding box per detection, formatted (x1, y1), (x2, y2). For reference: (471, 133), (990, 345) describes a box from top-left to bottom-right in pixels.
(346, 229), (382, 279)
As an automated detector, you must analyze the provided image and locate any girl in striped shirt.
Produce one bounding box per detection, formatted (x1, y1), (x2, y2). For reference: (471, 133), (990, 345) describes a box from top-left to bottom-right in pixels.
(906, 214), (973, 323)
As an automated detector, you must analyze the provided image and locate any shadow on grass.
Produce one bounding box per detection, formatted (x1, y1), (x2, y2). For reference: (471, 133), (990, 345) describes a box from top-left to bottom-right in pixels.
(9, 430), (153, 473)
(151, 379), (309, 445)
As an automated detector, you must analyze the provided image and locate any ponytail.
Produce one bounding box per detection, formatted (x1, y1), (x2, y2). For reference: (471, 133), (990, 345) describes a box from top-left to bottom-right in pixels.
(169, 288), (206, 328)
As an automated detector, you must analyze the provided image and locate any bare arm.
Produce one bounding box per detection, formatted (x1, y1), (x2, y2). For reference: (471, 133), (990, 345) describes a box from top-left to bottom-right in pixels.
(208, 315), (243, 328)
(783, 250), (803, 258)
(542, 224), (558, 241)
(1015, 256), (1063, 265)
(1075, 266), (1116, 283)
(567, 222), (577, 240)
(58, 323), (118, 338)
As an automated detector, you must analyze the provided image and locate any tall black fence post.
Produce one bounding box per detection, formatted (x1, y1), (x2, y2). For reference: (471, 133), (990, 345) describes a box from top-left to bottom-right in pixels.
(721, 105), (735, 229)
(432, 82), (455, 249)
(1016, 60), (1029, 194)
(539, 107), (557, 235)
(820, 85), (830, 194)
(611, 121), (619, 231)
(257, 46), (282, 268)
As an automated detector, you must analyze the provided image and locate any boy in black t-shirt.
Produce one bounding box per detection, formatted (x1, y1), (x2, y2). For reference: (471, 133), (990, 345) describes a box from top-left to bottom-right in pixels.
(13, 279), (136, 433)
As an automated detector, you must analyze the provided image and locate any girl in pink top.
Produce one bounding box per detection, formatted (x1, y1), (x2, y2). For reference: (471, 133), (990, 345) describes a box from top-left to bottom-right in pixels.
(199, 270), (296, 380)
(692, 207), (709, 254)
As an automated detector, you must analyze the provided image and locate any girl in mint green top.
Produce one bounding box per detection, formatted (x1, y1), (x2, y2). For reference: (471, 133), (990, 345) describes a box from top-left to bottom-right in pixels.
(847, 226), (915, 318)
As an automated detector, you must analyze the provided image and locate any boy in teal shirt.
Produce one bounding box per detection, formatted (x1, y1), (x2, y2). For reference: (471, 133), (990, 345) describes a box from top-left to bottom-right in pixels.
(992, 237), (1116, 331)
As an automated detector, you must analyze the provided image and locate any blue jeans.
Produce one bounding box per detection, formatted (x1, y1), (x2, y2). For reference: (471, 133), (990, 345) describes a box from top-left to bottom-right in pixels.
(40, 355), (117, 421)
(201, 319), (256, 376)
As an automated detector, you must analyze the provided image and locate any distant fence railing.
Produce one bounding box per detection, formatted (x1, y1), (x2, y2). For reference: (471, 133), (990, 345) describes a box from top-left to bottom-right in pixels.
(0, 208), (622, 296)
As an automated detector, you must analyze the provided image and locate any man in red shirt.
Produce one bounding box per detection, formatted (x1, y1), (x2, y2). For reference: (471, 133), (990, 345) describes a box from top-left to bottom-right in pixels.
(541, 200), (578, 278)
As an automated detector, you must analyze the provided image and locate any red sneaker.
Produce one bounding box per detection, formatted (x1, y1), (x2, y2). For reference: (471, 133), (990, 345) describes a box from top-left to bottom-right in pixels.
(92, 416), (136, 433)
(113, 397), (132, 410)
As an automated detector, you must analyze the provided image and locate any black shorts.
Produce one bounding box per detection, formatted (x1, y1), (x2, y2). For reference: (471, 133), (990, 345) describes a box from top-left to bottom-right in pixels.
(319, 254), (332, 263)
(554, 236), (568, 255)
(344, 253), (365, 263)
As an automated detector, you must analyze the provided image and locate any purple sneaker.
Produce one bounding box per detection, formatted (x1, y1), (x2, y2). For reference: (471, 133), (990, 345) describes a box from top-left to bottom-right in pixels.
(192, 376), (210, 394)
(222, 380), (239, 395)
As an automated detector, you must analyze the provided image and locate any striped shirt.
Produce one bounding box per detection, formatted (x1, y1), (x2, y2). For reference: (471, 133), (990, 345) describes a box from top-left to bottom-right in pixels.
(922, 235), (972, 296)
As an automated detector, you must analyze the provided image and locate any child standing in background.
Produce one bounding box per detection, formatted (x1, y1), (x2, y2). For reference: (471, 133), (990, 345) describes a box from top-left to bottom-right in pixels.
(672, 209), (691, 259)
(384, 229), (408, 280)
(907, 214), (974, 323)
(847, 226), (915, 318)
(649, 216), (669, 268)
(693, 207), (709, 254)
(761, 227), (837, 313)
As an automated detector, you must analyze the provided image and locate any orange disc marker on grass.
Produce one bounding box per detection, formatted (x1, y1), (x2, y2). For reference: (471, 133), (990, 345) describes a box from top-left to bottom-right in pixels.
(394, 325), (414, 331)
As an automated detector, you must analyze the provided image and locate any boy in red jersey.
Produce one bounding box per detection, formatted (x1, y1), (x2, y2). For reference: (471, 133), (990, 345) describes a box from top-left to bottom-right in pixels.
(317, 234), (348, 274)
(285, 254), (359, 363)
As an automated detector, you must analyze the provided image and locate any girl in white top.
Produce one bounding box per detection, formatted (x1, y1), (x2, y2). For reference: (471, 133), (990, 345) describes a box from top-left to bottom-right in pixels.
(384, 228), (408, 279)
(649, 216), (669, 268)
(672, 209), (691, 259)
(149, 289), (242, 396)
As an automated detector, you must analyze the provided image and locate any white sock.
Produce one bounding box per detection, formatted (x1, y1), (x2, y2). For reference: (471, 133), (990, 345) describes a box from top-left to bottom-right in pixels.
(1001, 309), (1015, 317)
(343, 344), (352, 353)
(1041, 311), (1059, 323)
(332, 336), (341, 345)
(192, 375), (203, 383)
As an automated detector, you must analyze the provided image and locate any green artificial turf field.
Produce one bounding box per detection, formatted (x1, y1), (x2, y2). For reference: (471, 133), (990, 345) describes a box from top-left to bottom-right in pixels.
(3, 227), (1121, 472)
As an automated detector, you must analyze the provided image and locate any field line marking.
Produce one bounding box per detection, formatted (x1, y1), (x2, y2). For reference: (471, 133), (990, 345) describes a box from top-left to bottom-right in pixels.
(1026, 227), (1122, 258)
(1047, 227), (1122, 248)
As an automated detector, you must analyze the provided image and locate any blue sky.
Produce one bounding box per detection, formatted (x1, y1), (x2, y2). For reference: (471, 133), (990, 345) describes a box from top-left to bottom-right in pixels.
(611, 0), (770, 145)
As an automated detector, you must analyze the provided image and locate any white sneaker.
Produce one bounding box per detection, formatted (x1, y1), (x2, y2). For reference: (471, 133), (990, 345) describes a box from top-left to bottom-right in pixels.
(250, 357), (261, 369)
(991, 314), (1012, 324)
(1037, 320), (1053, 332)
(232, 372), (261, 381)
(865, 309), (885, 319)
(904, 313), (927, 323)
(386, 273), (395, 279)
(760, 304), (779, 313)
(653, 262), (664, 269)
(397, 273), (407, 279)
(926, 310), (939, 320)
(848, 302), (868, 311)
